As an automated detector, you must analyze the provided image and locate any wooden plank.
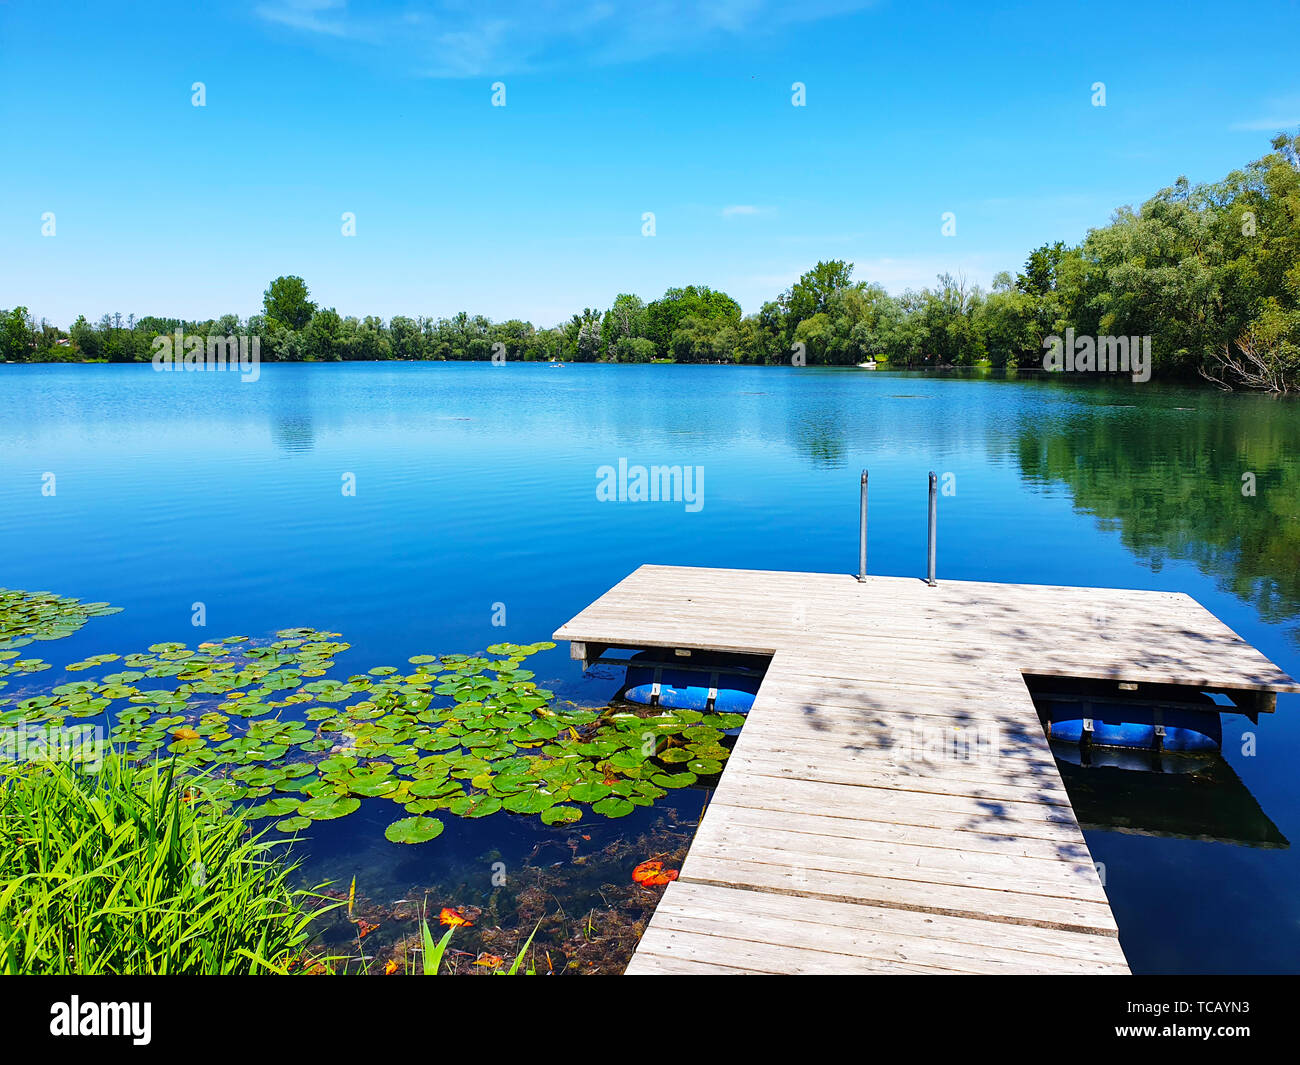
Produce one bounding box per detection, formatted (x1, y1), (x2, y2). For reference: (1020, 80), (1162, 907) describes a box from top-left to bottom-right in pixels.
(707, 773), (1090, 843)
(677, 854), (1119, 936)
(705, 802), (1096, 863)
(641, 882), (1128, 975)
(633, 924), (958, 975)
(685, 818), (1109, 903)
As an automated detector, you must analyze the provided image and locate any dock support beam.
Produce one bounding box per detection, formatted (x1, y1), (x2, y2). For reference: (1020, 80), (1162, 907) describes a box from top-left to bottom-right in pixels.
(569, 641), (608, 671)
(927, 471), (937, 586)
(858, 470), (868, 582)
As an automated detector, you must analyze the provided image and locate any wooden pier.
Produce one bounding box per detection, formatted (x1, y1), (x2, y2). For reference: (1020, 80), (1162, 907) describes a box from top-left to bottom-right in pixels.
(554, 565), (1299, 975)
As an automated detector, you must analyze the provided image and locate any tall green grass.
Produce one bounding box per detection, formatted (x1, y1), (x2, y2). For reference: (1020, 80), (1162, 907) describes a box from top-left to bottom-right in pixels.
(0, 754), (335, 974)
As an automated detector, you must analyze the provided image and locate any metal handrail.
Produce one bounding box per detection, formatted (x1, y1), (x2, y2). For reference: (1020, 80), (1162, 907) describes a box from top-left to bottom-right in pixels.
(857, 469), (868, 581)
(927, 471), (938, 586)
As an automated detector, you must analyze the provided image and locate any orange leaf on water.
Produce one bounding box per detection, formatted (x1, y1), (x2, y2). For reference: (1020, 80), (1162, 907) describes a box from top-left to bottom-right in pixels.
(632, 859), (679, 886)
(474, 954), (504, 968)
(632, 859), (662, 883)
(384, 960), (399, 975)
(439, 907), (473, 927)
(644, 869), (679, 886)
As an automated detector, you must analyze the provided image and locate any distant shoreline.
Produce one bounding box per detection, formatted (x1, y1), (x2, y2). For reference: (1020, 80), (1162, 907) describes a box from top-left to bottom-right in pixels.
(0, 358), (1252, 392)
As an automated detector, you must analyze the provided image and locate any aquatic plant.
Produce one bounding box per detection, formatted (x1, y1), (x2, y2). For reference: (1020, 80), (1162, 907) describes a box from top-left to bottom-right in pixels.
(0, 589), (739, 838)
(420, 907), (456, 974)
(0, 754), (337, 974)
(400, 907), (537, 975)
(632, 858), (680, 886)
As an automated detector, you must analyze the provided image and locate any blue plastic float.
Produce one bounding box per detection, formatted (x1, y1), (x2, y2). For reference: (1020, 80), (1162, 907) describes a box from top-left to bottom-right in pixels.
(1043, 701), (1222, 752)
(620, 651), (761, 713)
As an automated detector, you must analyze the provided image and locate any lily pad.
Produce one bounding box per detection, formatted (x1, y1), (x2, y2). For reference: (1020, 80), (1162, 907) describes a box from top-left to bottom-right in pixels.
(592, 796), (635, 818)
(541, 804), (582, 825)
(298, 794), (361, 821)
(447, 793), (502, 818)
(384, 816), (445, 844)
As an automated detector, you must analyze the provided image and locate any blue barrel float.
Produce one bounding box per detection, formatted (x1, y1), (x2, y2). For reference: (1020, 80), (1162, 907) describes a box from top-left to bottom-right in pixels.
(1043, 700), (1222, 752)
(620, 651), (762, 713)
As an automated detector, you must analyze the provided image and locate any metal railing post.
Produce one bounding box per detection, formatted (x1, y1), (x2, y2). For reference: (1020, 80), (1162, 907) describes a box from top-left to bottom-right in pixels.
(858, 470), (868, 582)
(926, 471), (937, 586)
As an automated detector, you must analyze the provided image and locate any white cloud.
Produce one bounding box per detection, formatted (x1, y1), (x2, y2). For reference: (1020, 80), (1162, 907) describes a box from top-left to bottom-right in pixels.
(255, 0), (351, 38)
(253, 0), (877, 78)
(1231, 117), (1300, 132)
(721, 204), (768, 217)
(1231, 95), (1300, 132)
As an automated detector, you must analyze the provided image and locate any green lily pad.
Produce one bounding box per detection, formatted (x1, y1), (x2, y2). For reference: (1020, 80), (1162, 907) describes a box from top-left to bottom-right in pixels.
(384, 816), (445, 844)
(247, 797), (303, 819)
(298, 794), (361, 821)
(502, 788), (559, 814)
(651, 770), (698, 789)
(447, 793), (502, 818)
(541, 804), (582, 825)
(569, 781), (612, 803)
(592, 796), (635, 818)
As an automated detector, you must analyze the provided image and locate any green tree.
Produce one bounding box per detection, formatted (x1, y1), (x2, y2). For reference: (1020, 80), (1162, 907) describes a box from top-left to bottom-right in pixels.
(302, 308), (343, 360)
(263, 276), (317, 331)
(0, 306), (36, 361)
(783, 259), (856, 333)
(646, 285), (741, 354)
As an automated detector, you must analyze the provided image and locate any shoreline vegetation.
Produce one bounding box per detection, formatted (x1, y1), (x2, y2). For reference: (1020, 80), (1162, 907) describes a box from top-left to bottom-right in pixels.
(3, 136), (1297, 391)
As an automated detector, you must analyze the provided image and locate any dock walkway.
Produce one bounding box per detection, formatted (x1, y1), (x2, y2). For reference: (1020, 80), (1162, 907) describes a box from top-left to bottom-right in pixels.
(554, 565), (1298, 975)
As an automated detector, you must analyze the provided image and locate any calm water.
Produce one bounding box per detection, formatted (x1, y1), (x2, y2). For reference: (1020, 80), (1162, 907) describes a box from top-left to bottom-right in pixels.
(2, 362), (1298, 973)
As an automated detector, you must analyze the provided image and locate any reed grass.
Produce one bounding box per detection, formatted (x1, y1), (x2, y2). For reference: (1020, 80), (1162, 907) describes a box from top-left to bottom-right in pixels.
(0, 754), (337, 974)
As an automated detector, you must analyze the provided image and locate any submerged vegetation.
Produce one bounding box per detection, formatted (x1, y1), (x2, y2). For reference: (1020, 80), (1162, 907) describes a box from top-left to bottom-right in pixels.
(315, 815), (695, 975)
(4, 136), (1297, 388)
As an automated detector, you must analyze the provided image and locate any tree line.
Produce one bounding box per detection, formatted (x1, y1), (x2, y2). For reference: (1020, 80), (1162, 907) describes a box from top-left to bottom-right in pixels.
(3, 135), (1296, 389)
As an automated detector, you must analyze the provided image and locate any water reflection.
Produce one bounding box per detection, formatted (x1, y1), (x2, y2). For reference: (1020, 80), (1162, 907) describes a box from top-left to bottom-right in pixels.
(272, 414), (315, 453)
(1007, 389), (1300, 635)
(1055, 750), (1288, 848)
(270, 367), (317, 453)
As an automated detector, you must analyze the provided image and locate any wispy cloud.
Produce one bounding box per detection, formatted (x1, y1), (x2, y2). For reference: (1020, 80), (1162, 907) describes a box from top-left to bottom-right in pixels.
(255, 0), (351, 39)
(721, 204), (770, 217)
(253, 0), (876, 77)
(1231, 116), (1300, 131)
(1231, 96), (1300, 132)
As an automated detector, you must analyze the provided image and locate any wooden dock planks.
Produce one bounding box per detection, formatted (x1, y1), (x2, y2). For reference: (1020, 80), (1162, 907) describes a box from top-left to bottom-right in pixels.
(555, 565), (1299, 975)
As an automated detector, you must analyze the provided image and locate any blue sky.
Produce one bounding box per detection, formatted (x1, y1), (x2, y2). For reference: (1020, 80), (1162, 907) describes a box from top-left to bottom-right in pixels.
(1, 0), (1297, 328)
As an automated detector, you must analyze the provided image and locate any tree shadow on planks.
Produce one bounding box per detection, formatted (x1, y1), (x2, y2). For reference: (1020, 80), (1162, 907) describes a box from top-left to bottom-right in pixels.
(764, 676), (1092, 865)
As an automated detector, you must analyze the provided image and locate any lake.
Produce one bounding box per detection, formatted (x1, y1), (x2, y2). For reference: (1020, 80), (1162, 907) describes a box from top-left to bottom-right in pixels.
(2, 361), (1298, 973)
